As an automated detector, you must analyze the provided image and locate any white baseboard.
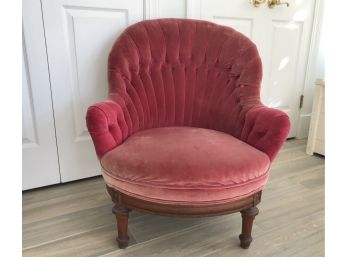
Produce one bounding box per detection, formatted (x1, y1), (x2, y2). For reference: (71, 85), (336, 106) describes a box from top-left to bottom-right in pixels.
(296, 113), (311, 139)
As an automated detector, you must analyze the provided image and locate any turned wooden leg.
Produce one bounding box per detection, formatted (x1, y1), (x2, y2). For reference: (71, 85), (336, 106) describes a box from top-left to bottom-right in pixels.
(112, 206), (131, 249)
(239, 206), (259, 249)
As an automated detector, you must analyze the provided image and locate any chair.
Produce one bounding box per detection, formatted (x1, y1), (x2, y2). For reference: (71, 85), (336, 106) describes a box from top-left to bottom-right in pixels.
(86, 19), (290, 249)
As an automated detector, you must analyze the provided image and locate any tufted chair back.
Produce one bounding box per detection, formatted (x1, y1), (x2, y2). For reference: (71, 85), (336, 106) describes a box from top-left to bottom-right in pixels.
(107, 19), (262, 138)
(87, 19), (291, 161)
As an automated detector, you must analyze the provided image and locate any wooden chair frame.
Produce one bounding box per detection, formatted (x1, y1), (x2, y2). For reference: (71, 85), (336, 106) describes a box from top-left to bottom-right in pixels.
(106, 186), (262, 249)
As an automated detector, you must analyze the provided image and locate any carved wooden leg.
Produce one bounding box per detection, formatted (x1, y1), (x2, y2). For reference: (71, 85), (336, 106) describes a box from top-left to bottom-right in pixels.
(239, 206), (259, 249)
(112, 206), (131, 249)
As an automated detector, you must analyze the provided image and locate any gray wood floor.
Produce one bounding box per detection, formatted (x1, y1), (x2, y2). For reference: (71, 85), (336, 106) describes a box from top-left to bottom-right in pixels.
(23, 139), (324, 257)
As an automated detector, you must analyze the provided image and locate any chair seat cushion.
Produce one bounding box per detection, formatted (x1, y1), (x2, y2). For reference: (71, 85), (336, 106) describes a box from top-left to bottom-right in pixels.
(101, 127), (270, 205)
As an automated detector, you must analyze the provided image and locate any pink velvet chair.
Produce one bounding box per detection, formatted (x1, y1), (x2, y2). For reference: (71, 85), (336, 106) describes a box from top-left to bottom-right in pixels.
(86, 19), (290, 249)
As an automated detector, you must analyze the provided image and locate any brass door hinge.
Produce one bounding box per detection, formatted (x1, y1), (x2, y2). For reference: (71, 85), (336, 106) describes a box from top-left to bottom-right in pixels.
(299, 94), (304, 109)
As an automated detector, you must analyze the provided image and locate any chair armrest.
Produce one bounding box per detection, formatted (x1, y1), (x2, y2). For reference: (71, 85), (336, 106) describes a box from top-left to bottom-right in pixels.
(240, 105), (291, 161)
(86, 100), (129, 159)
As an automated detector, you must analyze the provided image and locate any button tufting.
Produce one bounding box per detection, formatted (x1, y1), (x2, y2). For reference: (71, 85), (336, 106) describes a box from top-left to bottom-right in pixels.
(88, 19), (271, 163)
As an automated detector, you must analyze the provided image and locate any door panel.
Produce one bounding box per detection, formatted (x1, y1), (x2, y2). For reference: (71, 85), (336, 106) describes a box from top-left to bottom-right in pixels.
(63, 6), (128, 143)
(22, 0), (60, 190)
(212, 17), (254, 38)
(266, 21), (303, 112)
(188, 0), (316, 137)
(41, 0), (143, 182)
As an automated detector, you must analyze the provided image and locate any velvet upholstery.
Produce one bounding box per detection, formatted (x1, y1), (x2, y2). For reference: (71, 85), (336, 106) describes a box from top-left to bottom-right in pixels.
(101, 127), (270, 205)
(86, 19), (290, 205)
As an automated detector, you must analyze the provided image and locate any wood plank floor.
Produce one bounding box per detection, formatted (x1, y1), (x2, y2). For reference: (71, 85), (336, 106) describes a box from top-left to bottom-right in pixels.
(23, 139), (324, 257)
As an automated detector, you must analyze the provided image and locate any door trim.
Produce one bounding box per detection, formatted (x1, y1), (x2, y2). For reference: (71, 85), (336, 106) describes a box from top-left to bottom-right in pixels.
(297, 0), (324, 139)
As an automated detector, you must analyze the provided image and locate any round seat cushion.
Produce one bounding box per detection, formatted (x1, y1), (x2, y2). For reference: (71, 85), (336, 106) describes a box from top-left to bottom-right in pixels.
(101, 127), (270, 205)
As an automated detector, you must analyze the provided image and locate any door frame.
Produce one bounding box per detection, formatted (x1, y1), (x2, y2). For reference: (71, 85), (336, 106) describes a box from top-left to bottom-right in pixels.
(296, 0), (324, 139)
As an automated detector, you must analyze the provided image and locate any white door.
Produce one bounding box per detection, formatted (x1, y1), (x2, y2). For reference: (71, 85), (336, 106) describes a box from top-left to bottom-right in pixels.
(22, 0), (61, 190)
(187, 0), (316, 137)
(41, 0), (143, 182)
